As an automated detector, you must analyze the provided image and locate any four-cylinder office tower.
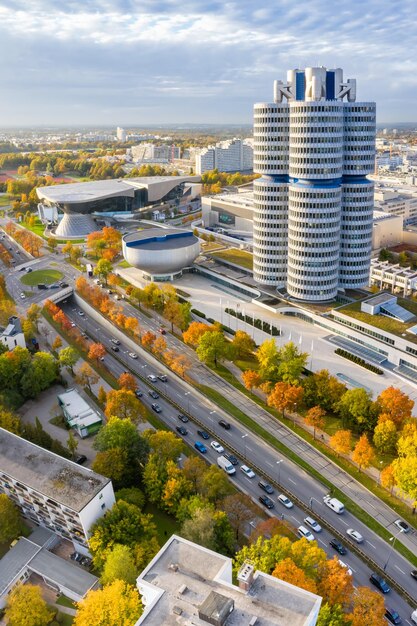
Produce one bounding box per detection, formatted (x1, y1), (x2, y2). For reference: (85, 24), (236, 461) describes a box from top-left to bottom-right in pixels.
(253, 66), (376, 301)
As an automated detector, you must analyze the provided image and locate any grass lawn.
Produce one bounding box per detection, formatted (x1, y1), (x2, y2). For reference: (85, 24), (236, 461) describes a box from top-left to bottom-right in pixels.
(118, 260), (131, 268)
(20, 268), (63, 286)
(49, 415), (68, 430)
(0, 195), (11, 206)
(22, 218), (45, 238)
(58, 614), (74, 626)
(211, 248), (253, 270)
(56, 595), (76, 609)
(143, 502), (180, 544)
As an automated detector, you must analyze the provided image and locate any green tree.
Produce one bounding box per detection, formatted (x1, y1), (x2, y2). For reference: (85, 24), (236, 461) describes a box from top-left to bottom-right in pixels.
(26, 303), (41, 330)
(303, 369), (346, 411)
(144, 430), (184, 464)
(200, 465), (234, 502)
(74, 580), (142, 626)
(94, 258), (113, 284)
(256, 338), (280, 382)
(373, 419), (398, 454)
(317, 603), (347, 626)
(58, 346), (79, 374)
(115, 487), (145, 509)
(0, 407), (21, 434)
(67, 430), (79, 459)
(232, 330), (256, 358)
(101, 544), (138, 586)
(196, 330), (229, 366)
(0, 493), (23, 543)
(5, 584), (54, 626)
(181, 506), (234, 554)
(276, 341), (308, 385)
(336, 387), (374, 431)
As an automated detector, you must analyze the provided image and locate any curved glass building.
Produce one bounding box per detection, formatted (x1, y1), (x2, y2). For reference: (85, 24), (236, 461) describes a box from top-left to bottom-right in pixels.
(253, 67), (375, 301)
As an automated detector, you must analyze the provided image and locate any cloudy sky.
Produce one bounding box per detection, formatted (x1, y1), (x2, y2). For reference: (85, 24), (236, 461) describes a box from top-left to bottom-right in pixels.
(0, 0), (416, 126)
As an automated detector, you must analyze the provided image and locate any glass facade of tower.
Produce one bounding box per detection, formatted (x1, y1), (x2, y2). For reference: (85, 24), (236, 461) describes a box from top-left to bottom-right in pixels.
(253, 67), (376, 301)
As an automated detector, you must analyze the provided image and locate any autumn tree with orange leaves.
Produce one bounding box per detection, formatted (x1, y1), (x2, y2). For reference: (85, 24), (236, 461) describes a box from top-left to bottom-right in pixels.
(88, 342), (106, 363)
(141, 331), (156, 350)
(376, 386), (414, 429)
(304, 406), (326, 439)
(272, 558), (317, 594)
(351, 434), (374, 472)
(329, 429), (352, 457)
(118, 372), (137, 393)
(267, 382), (303, 418)
(183, 321), (217, 347)
(348, 586), (385, 626)
(317, 557), (354, 608)
(105, 389), (144, 422)
(242, 370), (262, 391)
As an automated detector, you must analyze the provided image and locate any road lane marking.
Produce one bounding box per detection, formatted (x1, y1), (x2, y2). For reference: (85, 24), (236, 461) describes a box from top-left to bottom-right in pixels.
(288, 478), (297, 486)
(246, 446), (253, 453)
(367, 542), (376, 549)
(318, 539), (327, 547)
(339, 519), (349, 526)
(394, 565), (406, 575)
(291, 516), (300, 524)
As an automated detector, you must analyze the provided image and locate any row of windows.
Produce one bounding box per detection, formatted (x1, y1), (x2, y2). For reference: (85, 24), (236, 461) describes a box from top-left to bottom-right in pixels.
(291, 116), (343, 124)
(289, 211), (340, 219)
(290, 105), (342, 113)
(288, 276), (338, 286)
(290, 156), (342, 164)
(289, 146), (342, 154)
(288, 229), (339, 238)
(291, 127), (344, 134)
(288, 268), (338, 278)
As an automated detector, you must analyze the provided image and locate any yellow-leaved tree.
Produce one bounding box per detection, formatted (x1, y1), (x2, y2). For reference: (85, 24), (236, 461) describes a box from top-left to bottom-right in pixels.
(74, 580), (142, 626)
(5, 584), (54, 626)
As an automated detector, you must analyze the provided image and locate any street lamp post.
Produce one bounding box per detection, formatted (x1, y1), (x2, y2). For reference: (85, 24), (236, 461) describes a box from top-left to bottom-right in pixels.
(236, 303), (240, 331)
(209, 410), (216, 434)
(242, 434), (248, 459)
(184, 391), (191, 414)
(383, 530), (404, 572)
(276, 459), (283, 485)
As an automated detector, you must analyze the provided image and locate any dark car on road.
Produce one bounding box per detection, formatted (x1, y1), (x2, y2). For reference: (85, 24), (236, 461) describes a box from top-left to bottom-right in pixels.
(411, 570), (417, 580)
(135, 389), (143, 398)
(329, 539), (347, 555)
(178, 414), (189, 423)
(385, 608), (402, 624)
(259, 495), (275, 509)
(370, 573), (390, 593)
(74, 455), (87, 465)
(111, 345), (119, 352)
(151, 403), (162, 413)
(218, 419), (231, 430)
(224, 453), (239, 466)
(158, 374), (167, 382)
(194, 441), (207, 453)
(176, 426), (188, 436)
(148, 390), (159, 399)
(258, 480), (274, 494)
(197, 429), (210, 440)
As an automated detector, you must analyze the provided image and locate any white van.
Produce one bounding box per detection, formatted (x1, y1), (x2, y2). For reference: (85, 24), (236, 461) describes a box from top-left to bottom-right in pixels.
(217, 456), (236, 475)
(323, 495), (345, 514)
(297, 526), (314, 542)
(411, 609), (417, 625)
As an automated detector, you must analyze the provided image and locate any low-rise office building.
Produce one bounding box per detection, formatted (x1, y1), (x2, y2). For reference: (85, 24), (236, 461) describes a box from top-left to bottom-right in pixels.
(372, 210), (403, 250)
(57, 388), (103, 438)
(370, 260), (417, 296)
(0, 428), (115, 554)
(136, 535), (321, 626)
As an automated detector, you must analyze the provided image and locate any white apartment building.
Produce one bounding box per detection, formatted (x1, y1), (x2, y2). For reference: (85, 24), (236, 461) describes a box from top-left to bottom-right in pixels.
(0, 428), (115, 555)
(136, 535), (321, 626)
(195, 138), (253, 175)
(116, 127), (127, 142)
(370, 259), (417, 296)
(131, 144), (181, 163)
(253, 66), (376, 301)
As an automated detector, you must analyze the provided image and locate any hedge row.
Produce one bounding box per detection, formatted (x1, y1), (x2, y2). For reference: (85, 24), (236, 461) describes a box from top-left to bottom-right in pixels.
(225, 307), (281, 336)
(335, 348), (384, 375)
(206, 318), (236, 336)
(191, 308), (206, 318)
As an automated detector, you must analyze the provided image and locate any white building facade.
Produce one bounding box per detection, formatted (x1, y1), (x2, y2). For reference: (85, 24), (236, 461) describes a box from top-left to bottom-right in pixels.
(253, 67), (376, 301)
(196, 138), (253, 175)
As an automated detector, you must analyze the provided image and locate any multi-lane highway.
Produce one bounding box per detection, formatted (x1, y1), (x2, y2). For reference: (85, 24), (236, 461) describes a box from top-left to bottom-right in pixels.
(60, 296), (417, 623)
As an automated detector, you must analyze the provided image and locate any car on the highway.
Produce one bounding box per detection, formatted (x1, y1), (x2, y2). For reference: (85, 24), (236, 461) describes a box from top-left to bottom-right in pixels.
(258, 480), (274, 494)
(25, 267), (32, 273)
(20, 292), (25, 299)
(158, 327), (166, 334)
(224, 453), (239, 466)
(128, 352), (138, 359)
(147, 374), (158, 382)
(148, 390), (159, 399)
(135, 389), (143, 398)
(297, 526), (314, 542)
(329, 539), (347, 555)
(411, 570), (417, 580)
(240, 465), (255, 479)
(394, 519), (409, 533)
(178, 414), (189, 423)
(78, 310), (84, 316)
(346, 529), (363, 543)
(71, 322), (76, 327)
(278, 494), (293, 508)
(19, 267), (26, 272)
(385, 607), (402, 625)
(111, 339), (121, 345)
(111, 345), (119, 352)
(218, 419), (231, 430)
(60, 282), (69, 288)
(259, 495), (275, 509)
(338, 560), (352, 576)
(411, 609), (417, 625)
(304, 516), (322, 533)
(197, 430), (210, 440)
(369, 572), (390, 593)
(176, 426), (188, 436)
(151, 403), (162, 413)
(49, 283), (60, 289)
(157, 374), (167, 382)
(194, 441), (207, 454)
(211, 441), (224, 454)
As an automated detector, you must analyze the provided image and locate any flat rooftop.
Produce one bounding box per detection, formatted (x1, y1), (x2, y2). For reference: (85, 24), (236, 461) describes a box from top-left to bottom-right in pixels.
(137, 535), (321, 626)
(123, 228), (198, 251)
(0, 428), (110, 512)
(362, 292), (395, 306)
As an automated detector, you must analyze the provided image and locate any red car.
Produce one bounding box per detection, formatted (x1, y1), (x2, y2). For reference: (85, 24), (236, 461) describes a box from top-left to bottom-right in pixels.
(159, 327), (166, 334)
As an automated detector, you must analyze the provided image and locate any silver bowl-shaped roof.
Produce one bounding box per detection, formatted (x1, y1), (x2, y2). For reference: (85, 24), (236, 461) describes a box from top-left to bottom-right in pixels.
(122, 228), (200, 274)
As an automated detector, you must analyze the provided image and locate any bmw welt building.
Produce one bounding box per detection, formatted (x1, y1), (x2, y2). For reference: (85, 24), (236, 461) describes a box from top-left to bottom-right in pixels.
(37, 175), (201, 238)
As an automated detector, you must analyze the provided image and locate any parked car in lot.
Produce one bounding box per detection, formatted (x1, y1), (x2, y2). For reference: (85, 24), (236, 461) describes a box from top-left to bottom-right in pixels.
(258, 480), (274, 494)
(385, 607), (402, 624)
(147, 374), (158, 382)
(304, 516), (322, 533)
(197, 429), (210, 440)
(218, 419), (231, 430)
(278, 494), (293, 508)
(297, 526), (314, 542)
(151, 403), (162, 413)
(346, 529), (363, 543)
(210, 441), (224, 454)
(194, 441), (207, 454)
(240, 465), (255, 479)
(223, 453), (239, 466)
(369, 572), (390, 593)
(259, 495), (275, 509)
(148, 390), (159, 399)
(329, 539), (347, 555)
(176, 426), (188, 436)
(394, 519), (409, 533)
(178, 414), (189, 423)
(70, 552), (83, 562)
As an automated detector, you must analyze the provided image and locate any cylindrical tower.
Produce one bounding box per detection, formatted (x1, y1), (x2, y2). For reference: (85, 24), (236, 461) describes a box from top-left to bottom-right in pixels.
(253, 102), (289, 286)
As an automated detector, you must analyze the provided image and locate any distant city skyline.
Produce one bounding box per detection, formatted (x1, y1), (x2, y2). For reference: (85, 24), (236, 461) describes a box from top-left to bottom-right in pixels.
(0, 0), (415, 126)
